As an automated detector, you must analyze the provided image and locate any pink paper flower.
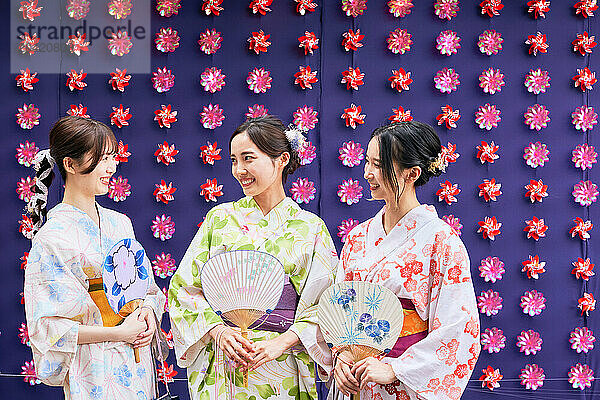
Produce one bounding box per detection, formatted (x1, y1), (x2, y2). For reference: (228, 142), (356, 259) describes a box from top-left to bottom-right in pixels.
(19, 322), (30, 346)
(66, 69), (87, 91)
(250, 0), (272, 15)
(152, 67), (175, 93)
(525, 32), (548, 56)
(570, 327), (595, 353)
(478, 178), (501, 202)
(19, 33), (39, 55)
(108, 30), (133, 56)
(290, 178), (316, 204)
(341, 104), (365, 129)
(202, 0), (223, 15)
(572, 105), (597, 132)
(479, 256), (505, 282)
(342, 29), (364, 51)
(579, 293), (596, 315)
(109, 68), (131, 92)
(19, 214), (35, 239)
(523, 142), (549, 168)
(524, 68), (550, 94)
(152, 253), (176, 279)
(298, 31), (319, 55)
(573, 31), (597, 55)
(571, 217), (593, 240)
(387, 28), (412, 54)
(480, 0), (503, 17)
(155, 141), (179, 166)
(478, 30), (503, 55)
(568, 364), (595, 390)
(573, 67), (597, 91)
(153, 180), (177, 204)
(156, 0), (181, 17)
(572, 257), (595, 280)
(293, 105), (319, 130)
(442, 214), (462, 235)
(296, 0), (318, 15)
(388, 69), (412, 93)
(388, 0), (413, 17)
(116, 141), (130, 163)
(521, 255), (545, 279)
(198, 29), (222, 55)
(520, 290), (546, 316)
(110, 104), (132, 128)
(66, 32), (89, 55)
(338, 179), (363, 205)
(21, 359), (40, 385)
(478, 216), (501, 240)
(480, 366), (502, 391)
(524, 216), (547, 241)
(517, 330), (542, 355)
(436, 30), (461, 56)
(475, 104), (501, 130)
(524, 179), (548, 203)
(19, 0), (43, 21)
(246, 104), (269, 118)
(16, 176), (35, 202)
(436, 105), (460, 130)
(527, 0), (549, 18)
(66, 104), (89, 118)
(295, 66), (318, 89)
(66, 0), (90, 19)
(155, 104), (178, 128)
(200, 104), (225, 130)
(341, 67), (364, 91)
(434, 68), (460, 94)
(16, 141), (39, 167)
(520, 364), (545, 390)
(481, 327), (505, 353)
(437, 180), (460, 204)
(477, 141), (499, 164)
(248, 30), (271, 54)
(16, 103), (40, 130)
(389, 106), (413, 122)
(434, 0), (459, 20)
(151, 215), (175, 241)
(478, 289), (502, 316)
(15, 68), (39, 92)
(200, 178), (224, 202)
(575, 1), (598, 18)
(341, 0), (367, 17)
(339, 141), (364, 167)
(298, 141), (316, 165)
(573, 180), (599, 206)
(155, 27), (180, 53)
(479, 68), (505, 94)
(200, 141), (222, 165)
(247, 68), (272, 93)
(200, 67), (226, 93)
(338, 219), (360, 243)
(108, 0), (132, 19)
(107, 176), (131, 202)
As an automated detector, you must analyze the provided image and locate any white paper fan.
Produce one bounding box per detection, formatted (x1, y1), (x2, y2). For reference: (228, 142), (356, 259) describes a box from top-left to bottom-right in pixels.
(318, 281), (404, 362)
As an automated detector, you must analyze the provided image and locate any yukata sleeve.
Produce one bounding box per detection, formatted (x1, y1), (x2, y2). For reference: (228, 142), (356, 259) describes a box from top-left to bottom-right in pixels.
(24, 242), (81, 386)
(388, 233), (480, 400)
(289, 220), (339, 375)
(168, 209), (224, 368)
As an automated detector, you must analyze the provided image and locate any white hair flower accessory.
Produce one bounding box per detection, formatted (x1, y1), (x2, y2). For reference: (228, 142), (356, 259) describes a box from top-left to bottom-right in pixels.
(284, 124), (307, 153)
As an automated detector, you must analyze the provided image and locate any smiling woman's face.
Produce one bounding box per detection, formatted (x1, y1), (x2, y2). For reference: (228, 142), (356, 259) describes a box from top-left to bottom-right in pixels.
(364, 137), (404, 204)
(67, 145), (119, 197)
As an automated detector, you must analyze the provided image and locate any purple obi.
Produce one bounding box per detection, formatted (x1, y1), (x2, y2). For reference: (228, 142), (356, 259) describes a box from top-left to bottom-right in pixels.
(385, 298), (429, 358)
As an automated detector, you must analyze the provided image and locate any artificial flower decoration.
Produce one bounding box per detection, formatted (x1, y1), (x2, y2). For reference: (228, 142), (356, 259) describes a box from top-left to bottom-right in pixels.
(246, 104), (269, 118)
(527, 0), (549, 18)
(200, 141), (222, 165)
(389, 106), (413, 122)
(295, 66), (318, 89)
(475, 104), (501, 130)
(154, 180), (177, 204)
(19, 33), (40, 55)
(200, 178), (224, 202)
(250, 0), (272, 15)
(572, 257), (595, 280)
(16, 176), (36, 202)
(200, 67), (226, 93)
(572, 105), (598, 132)
(155, 141), (179, 166)
(573, 180), (599, 206)
(573, 67), (597, 91)
(108, 176), (131, 202)
(66, 33), (89, 55)
(573, 142), (598, 167)
(16, 141), (39, 167)
(479, 256), (505, 282)
(19, 322), (30, 346)
(108, 0), (132, 19)
(15, 68), (39, 92)
(437, 180), (460, 205)
(152, 67), (175, 93)
(152, 253), (176, 279)
(20, 252), (29, 270)
(434, 0), (459, 20)
(116, 140), (130, 163)
(66, 69), (87, 91)
(248, 30), (271, 54)
(338, 219), (360, 243)
(157, 362), (178, 384)
(436, 105), (461, 130)
(21, 360), (40, 385)
(198, 29), (222, 55)
(66, 0), (90, 19)
(524, 104), (550, 130)
(298, 31), (319, 55)
(298, 141), (316, 165)
(516, 330), (543, 355)
(570, 327), (595, 353)
(109, 68), (131, 92)
(387, 28), (412, 54)
(434, 68), (460, 94)
(575, 1), (598, 17)
(200, 104), (225, 130)
(155, 27), (180, 53)
(477, 141), (500, 164)
(520, 364), (545, 390)
(156, 0), (181, 17)
(341, 67), (365, 90)
(573, 31), (597, 55)
(109, 104), (132, 128)
(478, 216), (501, 240)
(478, 179), (502, 202)
(478, 289), (502, 316)
(341, 0), (367, 17)
(293, 105), (319, 130)
(151, 214), (175, 241)
(442, 214), (463, 235)
(436, 30), (461, 56)
(478, 30), (503, 55)
(342, 29), (364, 51)
(388, 0), (413, 17)
(339, 141), (364, 167)
(337, 179), (363, 205)
(524, 68), (550, 94)
(247, 68), (272, 93)
(568, 364), (595, 390)
(524, 216), (548, 240)
(154, 105), (178, 128)
(480, 0), (503, 16)
(108, 30), (133, 56)
(521, 290), (546, 316)
(341, 104), (366, 129)
(389, 69), (412, 92)
(479, 68), (505, 94)
(571, 217), (593, 240)
(525, 32), (548, 56)
(578, 293), (596, 315)
(296, 0), (318, 15)
(523, 142), (549, 168)
(16, 103), (40, 130)
(521, 255), (546, 279)
(19, 214), (35, 239)
(67, 104), (90, 118)
(202, 0), (223, 15)
(480, 366), (502, 391)
(524, 179), (548, 203)
(481, 328), (506, 353)
(19, 0), (43, 21)
(290, 178), (316, 204)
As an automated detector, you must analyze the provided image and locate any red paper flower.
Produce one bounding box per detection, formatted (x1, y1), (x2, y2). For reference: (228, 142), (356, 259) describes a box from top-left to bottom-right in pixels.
(248, 30), (271, 54)
(298, 31), (319, 55)
(66, 0), (90, 20)
(157, 361), (178, 384)
(440, 142), (460, 169)
(387, 28), (412, 54)
(527, 0), (549, 18)
(578, 293), (596, 316)
(16, 68), (39, 92)
(116, 140), (130, 163)
(247, 68), (272, 93)
(480, 366), (503, 391)
(389, 106), (413, 122)
(108, 0), (132, 19)
(66, 32), (89, 55)
(155, 27), (180, 53)
(200, 178), (224, 202)
(575, 1), (598, 17)
(480, 0), (503, 17)
(442, 214), (463, 236)
(388, 0), (413, 17)
(525, 32), (548, 56)
(19, 0), (43, 21)
(108, 30), (133, 56)
(478, 216), (501, 240)
(478, 30), (503, 55)
(572, 258), (595, 281)
(341, 0), (367, 17)
(522, 255), (546, 279)
(573, 67), (597, 91)
(478, 178), (502, 202)
(153, 180), (177, 204)
(202, 0), (223, 15)
(573, 31), (597, 55)
(152, 67), (175, 93)
(341, 104), (365, 129)
(109, 68), (131, 92)
(389, 68), (413, 92)
(294, 105), (319, 130)
(524, 216), (548, 240)
(198, 29), (222, 55)
(66, 104), (90, 118)
(19, 214), (35, 239)
(108, 176), (131, 202)
(296, 0), (318, 15)
(200, 67), (226, 93)
(250, 0), (272, 15)
(110, 105), (131, 128)
(524, 179), (548, 203)
(295, 66), (318, 89)
(200, 104), (225, 130)
(524, 104), (550, 131)
(246, 104), (269, 118)
(19, 33), (40, 55)
(436, 105), (460, 130)
(200, 141), (222, 165)
(342, 29), (364, 51)
(477, 141), (499, 164)
(16, 103), (40, 130)
(66, 69), (87, 91)
(156, 0), (181, 17)
(341, 67), (365, 90)
(571, 217), (593, 240)
(434, 0), (459, 20)
(437, 180), (460, 204)
(155, 141), (179, 166)
(154, 105), (178, 128)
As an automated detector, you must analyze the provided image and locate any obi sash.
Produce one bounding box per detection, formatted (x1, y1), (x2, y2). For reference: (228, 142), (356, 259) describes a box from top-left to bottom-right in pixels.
(88, 277), (124, 327)
(386, 298), (428, 358)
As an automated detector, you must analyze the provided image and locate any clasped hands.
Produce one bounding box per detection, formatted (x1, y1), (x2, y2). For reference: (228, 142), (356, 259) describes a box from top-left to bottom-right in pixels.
(333, 350), (397, 396)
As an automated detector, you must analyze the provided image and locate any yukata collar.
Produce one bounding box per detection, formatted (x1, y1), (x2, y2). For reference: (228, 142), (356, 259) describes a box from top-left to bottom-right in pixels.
(367, 204), (438, 249)
(237, 196), (300, 221)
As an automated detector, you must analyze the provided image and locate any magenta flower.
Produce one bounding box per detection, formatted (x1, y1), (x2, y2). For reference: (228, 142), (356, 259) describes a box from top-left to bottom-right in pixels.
(523, 142), (549, 168)
(66, 0), (90, 20)
(21, 360), (40, 385)
(151, 214), (175, 241)
(477, 289), (503, 316)
(572, 105), (598, 132)
(337, 219), (360, 243)
(441, 214), (462, 236)
(108, 176), (131, 202)
(524, 68), (550, 95)
(478, 30), (503, 55)
(108, 0), (132, 19)
(246, 104), (268, 118)
(570, 327), (595, 354)
(290, 178), (316, 204)
(479, 256), (505, 283)
(298, 141), (316, 166)
(200, 67), (226, 93)
(387, 28), (412, 54)
(155, 27), (180, 53)
(197, 29), (222, 55)
(520, 290), (546, 316)
(573, 180), (599, 206)
(568, 364), (595, 390)
(16, 176), (36, 202)
(479, 68), (505, 94)
(436, 30), (461, 56)
(388, 0), (413, 17)
(19, 322), (30, 346)
(152, 67), (175, 93)
(247, 67), (272, 94)
(152, 253), (177, 279)
(338, 141), (364, 167)
(516, 329), (542, 355)
(293, 105), (319, 131)
(481, 327), (506, 353)
(434, 0), (459, 20)
(520, 364), (545, 390)
(108, 30), (133, 56)
(341, 0), (367, 17)
(434, 68), (460, 94)
(337, 179), (363, 205)
(16, 103), (40, 130)
(200, 104), (225, 130)
(475, 104), (501, 130)
(572, 143), (597, 170)
(156, 0), (181, 17)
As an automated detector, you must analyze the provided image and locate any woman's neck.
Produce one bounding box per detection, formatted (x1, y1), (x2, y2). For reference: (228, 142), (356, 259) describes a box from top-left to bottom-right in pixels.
(62, 185), (99, 226)
(253, 185), (286, 216)
(383, 192), (420, 234)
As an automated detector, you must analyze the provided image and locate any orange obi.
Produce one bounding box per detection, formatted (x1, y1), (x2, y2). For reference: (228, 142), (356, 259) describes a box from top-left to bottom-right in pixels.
(88, 277), (124, 327)
(387, 298), (428, 358)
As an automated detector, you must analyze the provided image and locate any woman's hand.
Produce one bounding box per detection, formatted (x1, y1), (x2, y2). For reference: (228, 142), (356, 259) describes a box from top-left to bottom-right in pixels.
(118, 309), (147, 345)
(249, 331), (299, 371)
(333, 350), (360, 396)
(209, 325), (254, 369)
(133, 306), (156, 349)
(352, 357), (397, 389)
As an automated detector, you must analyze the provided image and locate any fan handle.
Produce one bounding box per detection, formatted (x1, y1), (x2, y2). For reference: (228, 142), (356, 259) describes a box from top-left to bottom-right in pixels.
(241, 329), (249, 388)
(118, 299), (144, 363)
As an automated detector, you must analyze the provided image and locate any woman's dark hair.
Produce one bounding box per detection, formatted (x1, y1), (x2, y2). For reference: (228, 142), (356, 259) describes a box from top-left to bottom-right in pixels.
(371, 121), (442, 202)
(229, 115), (300, 184)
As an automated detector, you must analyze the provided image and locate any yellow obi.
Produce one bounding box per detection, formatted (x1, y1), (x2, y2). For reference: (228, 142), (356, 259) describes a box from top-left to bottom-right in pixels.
(88, 277), (124, 327)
